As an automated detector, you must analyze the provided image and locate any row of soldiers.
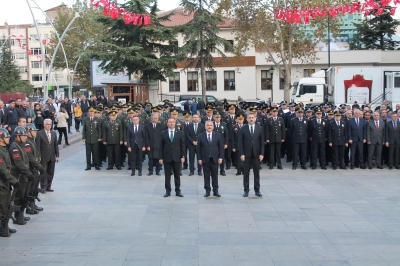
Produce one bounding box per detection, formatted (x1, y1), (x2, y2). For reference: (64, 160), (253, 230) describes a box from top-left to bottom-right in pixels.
(0, 123), (44, 237)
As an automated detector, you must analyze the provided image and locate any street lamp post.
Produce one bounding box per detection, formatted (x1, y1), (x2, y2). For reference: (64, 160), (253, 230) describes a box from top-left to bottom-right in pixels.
(269, 66), (275, 103)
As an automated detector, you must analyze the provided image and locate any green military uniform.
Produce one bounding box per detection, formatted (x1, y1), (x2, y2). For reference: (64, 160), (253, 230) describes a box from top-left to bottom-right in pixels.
(124, 116), (134, 169)
(24, 137), (43, 214)
(0, 145), (18, 234)
(9, 139), (32, 224)
(82, 116), (102, 169)
(103, 117), (124, 169)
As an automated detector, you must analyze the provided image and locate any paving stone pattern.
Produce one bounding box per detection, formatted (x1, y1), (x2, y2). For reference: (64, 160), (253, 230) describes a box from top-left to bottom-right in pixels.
(1, 142), (400, 265)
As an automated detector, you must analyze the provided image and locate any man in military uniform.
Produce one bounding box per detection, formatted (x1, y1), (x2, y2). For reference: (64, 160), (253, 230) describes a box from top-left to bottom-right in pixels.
(94, 108), (106, 165)
(213, 113), (228, 176)
(265, 107), (285, 170)
(24, 123), (44, 215)
(123, 109), (135, 170)
(284, 103), (297, 162)
(103, 111), (124, 170)
(308, 109), (328, 170)
(232, 114), (245, 175)
(328, 111), (348, 170)
(0, 128), (19, 237)
(82, 107), (102, 171)
(290, 108), (309, 170)
(9, 127), (34, 225)
(224, 104), (237, 169)
(201, 107), (214, 124)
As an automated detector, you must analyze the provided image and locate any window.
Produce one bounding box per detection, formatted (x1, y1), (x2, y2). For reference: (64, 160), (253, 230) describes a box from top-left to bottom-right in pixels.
(224, 40), (234, 52)
(170, 41), (178, 54)
(304, 69), (315, 77)
(224, 71), (235, 90)
(31, 61), (42, 68)
(11, 39), (26, 46)
(206, 71), (217, 91)
(187, 72), (198, 91)
(279, 70), (285, 90)
(302, 85), (317, 94)
(261, 70), (272, 90)
(12, 53), (27, 59)
(29, 48), (44, 55)
(29, 34), (38, 42)
(18, 66), (28, 73)
(31, 74), (47, 82)
(208, 45), (216, 53)
(169, 72), (180, 92)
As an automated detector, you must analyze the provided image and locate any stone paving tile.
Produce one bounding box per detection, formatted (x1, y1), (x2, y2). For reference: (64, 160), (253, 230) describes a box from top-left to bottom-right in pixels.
(2, 144), (400, 265)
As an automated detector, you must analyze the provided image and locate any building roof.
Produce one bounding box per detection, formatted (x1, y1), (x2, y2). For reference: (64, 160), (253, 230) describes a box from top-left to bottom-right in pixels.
(157, 7), (233, 28)
(44, 4), (67, 12)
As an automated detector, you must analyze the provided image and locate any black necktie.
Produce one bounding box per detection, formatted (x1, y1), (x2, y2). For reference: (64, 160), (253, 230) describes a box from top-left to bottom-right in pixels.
(208, 133), (211, 144)
(250, 126), (254, 137)
(135, 126), (137, 133)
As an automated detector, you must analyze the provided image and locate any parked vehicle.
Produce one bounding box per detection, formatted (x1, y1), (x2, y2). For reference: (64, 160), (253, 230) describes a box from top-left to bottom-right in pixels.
(174, 100), (193, 111)
(178, 94), (221, 104)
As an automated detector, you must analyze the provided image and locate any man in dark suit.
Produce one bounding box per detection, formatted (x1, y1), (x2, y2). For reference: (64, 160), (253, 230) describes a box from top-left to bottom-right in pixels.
(308, 109), (328, 170)
(328, 112), (348, 170)
(232, 114), (245, 175)
(290, 108), (309, 170)
(82, 107), (102, 170)
(347, 109), (366, 169)
(197, 121), (224, 197)
(145, 114), (163, 175)
(284, 103), (296, 162)
(366, 111), (385, 169)
(265, 107), (285, 170)
(386, 112), (400, 169)
(238, 113), (264, 197)
(186, 114), (205, 176)
(127, 116), (146, 176)
(35, 118), (59, 191)
(159, 118), (185, 197)
(213, 114), (228, 176)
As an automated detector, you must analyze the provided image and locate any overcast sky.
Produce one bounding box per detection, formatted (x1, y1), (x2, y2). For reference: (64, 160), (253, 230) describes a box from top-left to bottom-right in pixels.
(1, 0), (181, 25)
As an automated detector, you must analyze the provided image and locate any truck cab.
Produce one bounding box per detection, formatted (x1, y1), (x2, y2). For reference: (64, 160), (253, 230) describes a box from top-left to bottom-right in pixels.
(291, 70), (326, 105)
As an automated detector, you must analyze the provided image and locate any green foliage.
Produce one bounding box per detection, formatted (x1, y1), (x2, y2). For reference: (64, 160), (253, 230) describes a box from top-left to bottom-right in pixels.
(350, 5), (400, 50)
(0, 38), (33, 94)
(87, 0), (181, 82)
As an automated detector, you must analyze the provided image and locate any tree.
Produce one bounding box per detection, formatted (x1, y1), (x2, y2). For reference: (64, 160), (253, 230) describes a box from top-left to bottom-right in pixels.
(350, 4), (400, 50)
(86, 0), (181, 83)
(179, 0), (233, 102)
(0, 38), (33, 94)
(46, 1), (107, 93)
(219, 0), (347, 102)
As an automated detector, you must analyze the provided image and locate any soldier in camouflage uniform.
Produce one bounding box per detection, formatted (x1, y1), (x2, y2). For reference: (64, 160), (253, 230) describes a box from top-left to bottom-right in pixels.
(0, 128), (19, 236)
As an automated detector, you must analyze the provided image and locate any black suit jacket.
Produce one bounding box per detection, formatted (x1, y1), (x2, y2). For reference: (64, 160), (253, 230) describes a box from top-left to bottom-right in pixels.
(35, 129), (59, 163)
(186, 122), (205, 146)
(347, 118), (366, 142)
(238, 124), (265, 158)
(159, 129), (185, 163)
(328, 120), (347, 145)
(145, 122), (163, 158)
(308, 119), (328, 143)
(126, 124), (145, 149)
(386, 120), (400, 144)
(196, 131), (224, 164)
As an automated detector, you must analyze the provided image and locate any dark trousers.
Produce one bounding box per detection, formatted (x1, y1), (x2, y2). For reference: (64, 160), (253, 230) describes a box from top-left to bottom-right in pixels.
(344, 144), (351, 165)
(107, 144), (121, 167)
(148, 158), (162, 173)
(14, 181), (28, 207)
(311, 142), (326, 167)
(225, 143), (232, 167)
(130, 145), (143, 172)
(293, 142), (307, 167)
(235, 152), (243, 173)
(269, 142), (282, 167)
(86, 142), (99, 167)
(388, 142), (400, 167)
(203, 160), (219, 193)
(99, 141), (107, 161)
(57, 127), (68, 144)
(188, 146), (202, 172)
(75, 117), (81, 130)
(368, 143), (383, 167)
(285, 135), (293, 160)
(350, 141), (364, 166)
(67, 114), (72, 132)
(164, 161), (181, 193)
(332, 145), (345, 167)
(0, 186), (11, 222)
(40, 160), (55, 190)
(243, 155), (260, 192)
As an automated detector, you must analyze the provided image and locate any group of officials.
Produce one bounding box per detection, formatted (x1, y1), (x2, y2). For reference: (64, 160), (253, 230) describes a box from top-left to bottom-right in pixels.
(0, 118), (59, 237)
(82, 99), (400, 199)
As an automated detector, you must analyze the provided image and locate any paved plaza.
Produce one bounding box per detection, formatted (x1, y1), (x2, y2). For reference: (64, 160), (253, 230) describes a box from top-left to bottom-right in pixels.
(2, 142), (400, 265)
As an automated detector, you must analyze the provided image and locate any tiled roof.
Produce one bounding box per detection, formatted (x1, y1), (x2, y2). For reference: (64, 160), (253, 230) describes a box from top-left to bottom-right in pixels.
(158, 7), (233, 28)
(44, 4), (67, 12)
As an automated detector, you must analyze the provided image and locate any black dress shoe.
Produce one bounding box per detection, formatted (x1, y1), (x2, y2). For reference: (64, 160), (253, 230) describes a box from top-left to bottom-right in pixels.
(127, 167), (132, 170)
(292, 166), (297, 170)
(286, 159), (292, 162)
(213, 192), (221, 197)
(198, 172), (202, 176)
(35, 205), (43, 211)
(243, 191), (249, 197)
(278, 166), (283, 170)
(9, 228), (17, 233)
(182, 166), (188, 170)
(255, 192), (262, 197)
(368, 165), (373, 169)
(131, 172), (135, 176)
(121, 164), (125, 167)
(301, 166), (307, 170)
(85, 167), (91, 171)
(147, 172), (153, 176)
(106, 167), (113, 170)
(66, 143), (70, 146)
(235, 172), (241, 176)
(116, 166), (122, 170)
(163, 193), (170, 197)
(340, 166), (347, 170)
(269, 166), (273, 170)
(226, 166), (230, 170)
(321, 166), (327, 170)
(24, 216), (30, 221)
(156, 172), (161, 176)
(189, 172), (194, 176)
(333, 166), (337, 170)
(396, 166), (400, 169)
(176, 192), (184, 197)
(138, 172), (142, 176)
(378, 166), (383, 169)
(360, 165), (366, 169)
(95, 166), (101, 170)
(204, 192), (210, 197)
(312, 166), (316, 170)
(350, 165), (355, 169)
(220, 172), (226, 176)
